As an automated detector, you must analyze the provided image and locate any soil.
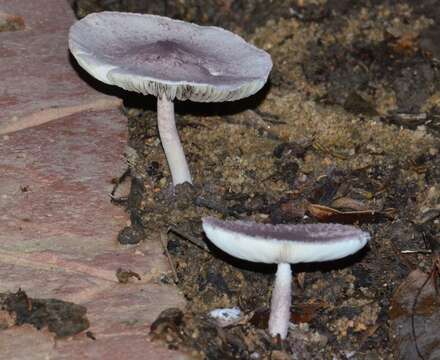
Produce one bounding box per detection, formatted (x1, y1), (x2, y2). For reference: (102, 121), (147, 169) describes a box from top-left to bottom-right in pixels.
(0, 13), (25, 32)
(73, 1), (440, 359)
(0, 289), (89, 337)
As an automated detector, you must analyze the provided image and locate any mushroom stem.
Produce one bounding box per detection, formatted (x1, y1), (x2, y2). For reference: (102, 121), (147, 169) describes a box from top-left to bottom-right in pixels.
(157, 95), (192, 186)
(268, 262), (292, 339)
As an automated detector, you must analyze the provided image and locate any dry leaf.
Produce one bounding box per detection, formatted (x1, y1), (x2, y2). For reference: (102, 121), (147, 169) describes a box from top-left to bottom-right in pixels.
(389, 270), (440, 360)
(307, 203), (395, 224)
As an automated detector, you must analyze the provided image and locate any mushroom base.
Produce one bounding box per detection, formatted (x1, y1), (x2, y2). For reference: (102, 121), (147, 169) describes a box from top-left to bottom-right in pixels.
(268, 263), (292, 339)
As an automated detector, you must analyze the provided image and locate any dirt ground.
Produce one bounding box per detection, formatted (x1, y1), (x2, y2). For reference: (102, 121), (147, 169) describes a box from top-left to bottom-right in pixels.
(73, 1), (440, 359)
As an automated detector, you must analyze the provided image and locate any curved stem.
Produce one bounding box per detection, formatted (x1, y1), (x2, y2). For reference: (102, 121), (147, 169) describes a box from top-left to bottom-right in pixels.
(268, 263), (292, 339)
(157, 96), (192, 186)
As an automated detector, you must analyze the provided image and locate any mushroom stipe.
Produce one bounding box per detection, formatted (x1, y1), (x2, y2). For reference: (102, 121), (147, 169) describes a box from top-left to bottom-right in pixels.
(202, 217), (370, 339)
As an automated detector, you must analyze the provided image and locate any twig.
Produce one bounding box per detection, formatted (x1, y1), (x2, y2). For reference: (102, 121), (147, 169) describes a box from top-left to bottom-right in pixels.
(194, 196), (240, 218)
(252, 109), (286, 125)
(159, 231), (179, 283)
(401, 250), (432, 254)
(411, 234), (440, 360)
(411, 270), (431, 360)
(168, 226), (210, 253)
(109, 168), (131, 205)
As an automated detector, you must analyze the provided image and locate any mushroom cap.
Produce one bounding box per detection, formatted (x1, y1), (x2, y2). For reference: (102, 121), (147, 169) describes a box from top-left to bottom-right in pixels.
(202, 217), (370, 264)
(69, 12), (272, 102)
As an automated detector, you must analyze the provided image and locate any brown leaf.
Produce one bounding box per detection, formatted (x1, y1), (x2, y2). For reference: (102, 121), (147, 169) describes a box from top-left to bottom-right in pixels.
(389, 269), (440, 360)
(291, 302), (327, 324)
(307, 203), (395, 224)
(330, 197), (369, 211)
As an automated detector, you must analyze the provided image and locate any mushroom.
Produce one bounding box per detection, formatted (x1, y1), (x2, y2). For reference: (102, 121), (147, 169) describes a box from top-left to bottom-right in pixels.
(202, 217), (370, 339)
(69, 12), (272, 186)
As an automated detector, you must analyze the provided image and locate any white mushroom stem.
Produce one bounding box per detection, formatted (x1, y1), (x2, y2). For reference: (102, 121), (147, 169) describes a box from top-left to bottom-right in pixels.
(268, 263), (292, 339)
(157, 95), (192, 186)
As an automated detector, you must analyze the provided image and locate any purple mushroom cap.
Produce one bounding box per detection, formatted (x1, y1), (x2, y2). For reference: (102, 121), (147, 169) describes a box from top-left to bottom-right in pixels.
(202, 217), (370, 264)
(68, 12), (272, 102)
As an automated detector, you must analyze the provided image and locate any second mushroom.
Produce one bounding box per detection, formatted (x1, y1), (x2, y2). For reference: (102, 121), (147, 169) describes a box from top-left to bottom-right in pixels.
(202, 217), (370, 339)
(69, 12), (272, 187)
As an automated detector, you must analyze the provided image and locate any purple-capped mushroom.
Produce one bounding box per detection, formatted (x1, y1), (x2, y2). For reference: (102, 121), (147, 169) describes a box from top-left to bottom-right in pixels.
(202, 217), (370, 339)
(68, 12), (272, 186)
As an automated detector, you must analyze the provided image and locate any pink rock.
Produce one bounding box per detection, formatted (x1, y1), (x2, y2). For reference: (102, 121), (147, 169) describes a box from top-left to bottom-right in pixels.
(54, 333), (189, 360)
(0, 95), (185, 358)
(0, 1), (186, 358)
(0, 110), (128, 252)
(0, 0), (121, 135)
(0, 326), (56, 360)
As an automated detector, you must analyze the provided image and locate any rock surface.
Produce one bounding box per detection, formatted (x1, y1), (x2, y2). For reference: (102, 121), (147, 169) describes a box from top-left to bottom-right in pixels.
(0, 0), (186, 358)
